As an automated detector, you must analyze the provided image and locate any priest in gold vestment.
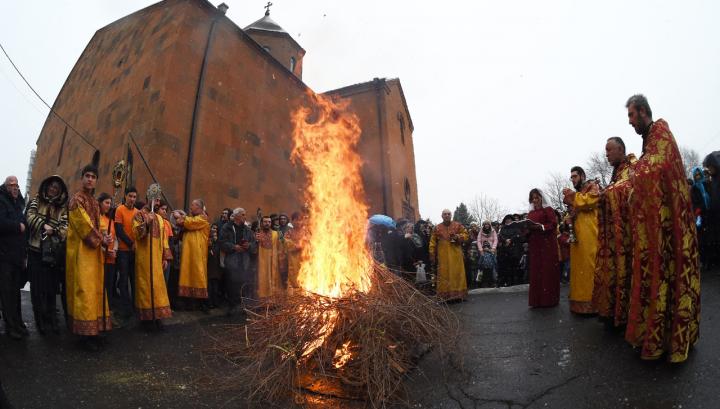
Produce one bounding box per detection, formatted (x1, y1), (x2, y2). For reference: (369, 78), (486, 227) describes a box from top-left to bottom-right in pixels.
(175, 199), (210, 300)
(256, 216), (282, 299)
(133, 203), (172, 326)
(563, 167), (600, 314)
(429, 209), (469, 301)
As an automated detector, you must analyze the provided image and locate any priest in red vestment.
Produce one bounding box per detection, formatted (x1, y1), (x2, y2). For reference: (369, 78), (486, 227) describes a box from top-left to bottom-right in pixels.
(592, 137), (636, 326)
(624, 94), (700, 363)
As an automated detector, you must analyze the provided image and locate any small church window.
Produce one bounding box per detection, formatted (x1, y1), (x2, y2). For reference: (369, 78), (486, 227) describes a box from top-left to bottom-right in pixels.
(57, 126), (67, 166)
(290, 57), (296, 72)
(92, 150), (101, 168)
(397, 112), (405, 145)
(404, 178), (411, 202)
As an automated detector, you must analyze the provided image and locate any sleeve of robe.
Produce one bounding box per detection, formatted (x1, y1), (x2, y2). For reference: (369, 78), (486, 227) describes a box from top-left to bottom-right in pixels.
(162, 217), (172, 261)
(428, 230), (438, 260)
(540, 207), (558, 232)
(457, 225), (469, 243)
(69, 205), (102, 249)
(133, 213), (148, 241)
(26, 198), (44, 239)
(183, 215), (209, 231)
(572, 184), (600, 211)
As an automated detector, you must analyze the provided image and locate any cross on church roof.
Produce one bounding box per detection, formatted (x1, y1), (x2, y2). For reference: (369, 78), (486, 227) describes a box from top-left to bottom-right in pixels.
(264, 2), (273, 16)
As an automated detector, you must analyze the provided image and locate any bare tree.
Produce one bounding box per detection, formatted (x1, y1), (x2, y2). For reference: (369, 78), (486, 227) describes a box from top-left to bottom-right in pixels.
(544, 172), (571, 210)
(679, 145), (701, 179)
(468, 193), (508, 224)
(585, 151), (613, 188)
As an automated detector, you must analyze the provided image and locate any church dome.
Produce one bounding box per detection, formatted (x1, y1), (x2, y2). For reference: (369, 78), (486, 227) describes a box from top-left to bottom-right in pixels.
(244, 11), (287, 33)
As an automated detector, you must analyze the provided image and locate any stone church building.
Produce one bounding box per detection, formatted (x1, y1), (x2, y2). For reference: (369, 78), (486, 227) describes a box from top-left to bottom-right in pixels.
(30, 0), (419, 221)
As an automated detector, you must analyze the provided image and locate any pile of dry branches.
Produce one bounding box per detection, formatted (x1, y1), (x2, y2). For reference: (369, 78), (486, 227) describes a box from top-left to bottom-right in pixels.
(205, 263), (459, 408)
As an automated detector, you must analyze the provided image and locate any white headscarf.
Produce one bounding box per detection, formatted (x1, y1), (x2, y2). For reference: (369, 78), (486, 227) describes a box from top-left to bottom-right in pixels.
(528, 188), (552, 212)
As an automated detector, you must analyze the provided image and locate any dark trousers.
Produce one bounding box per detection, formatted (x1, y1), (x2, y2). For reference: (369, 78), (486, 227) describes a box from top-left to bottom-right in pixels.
(27, 251), (59, 329)
(224, 266), (254, 308)
(0, 261), (24, 332)
(103, 263), (117, 313)
(116, 250), (135, 317)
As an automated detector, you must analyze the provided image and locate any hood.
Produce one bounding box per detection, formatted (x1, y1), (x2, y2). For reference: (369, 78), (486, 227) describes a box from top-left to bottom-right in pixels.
(703, 151), (720, 171)
(37, 175), (68, 207)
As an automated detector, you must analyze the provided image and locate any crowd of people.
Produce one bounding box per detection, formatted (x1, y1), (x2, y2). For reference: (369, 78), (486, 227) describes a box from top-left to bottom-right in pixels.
(422, 95), (715, 364)
(0, 165), (317, 352)
(0, 95), (715, 366)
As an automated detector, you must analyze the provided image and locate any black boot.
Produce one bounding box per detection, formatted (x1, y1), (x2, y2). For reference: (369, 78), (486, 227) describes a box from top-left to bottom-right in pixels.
(50, 314), (60, 334)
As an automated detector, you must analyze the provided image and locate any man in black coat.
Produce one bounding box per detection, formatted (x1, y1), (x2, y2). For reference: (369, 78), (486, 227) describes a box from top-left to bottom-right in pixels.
(0, 176), (27, 340)
(219, 208), (257, 315)
(703, 152), (720, 269)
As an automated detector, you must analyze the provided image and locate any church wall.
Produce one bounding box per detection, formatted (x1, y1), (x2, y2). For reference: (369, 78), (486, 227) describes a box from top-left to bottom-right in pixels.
(30, 0), (419, 225)
(382, 80), (420, 221)
(245, 31), (304, 79)
(179, 16), (310, 216)
(329, 88), (388, 217)
(30, 0), (197, 200)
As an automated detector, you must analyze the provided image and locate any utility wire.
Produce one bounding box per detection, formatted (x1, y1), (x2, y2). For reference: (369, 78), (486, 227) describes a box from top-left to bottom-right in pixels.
(0, 41), (97, 151)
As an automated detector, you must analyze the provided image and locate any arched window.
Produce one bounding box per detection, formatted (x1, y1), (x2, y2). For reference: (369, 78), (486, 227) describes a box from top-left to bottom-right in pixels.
(290, 56), (296, 72)
(404, 178), (411, 202)
(396, 112), (405, 145)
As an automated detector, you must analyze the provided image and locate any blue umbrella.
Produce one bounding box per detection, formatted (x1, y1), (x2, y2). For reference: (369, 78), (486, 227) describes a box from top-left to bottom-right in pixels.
(369, 214), (396, 228)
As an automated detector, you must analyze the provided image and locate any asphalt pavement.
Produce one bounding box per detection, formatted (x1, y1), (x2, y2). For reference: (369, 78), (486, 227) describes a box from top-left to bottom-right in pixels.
(1, 270), (718, 409)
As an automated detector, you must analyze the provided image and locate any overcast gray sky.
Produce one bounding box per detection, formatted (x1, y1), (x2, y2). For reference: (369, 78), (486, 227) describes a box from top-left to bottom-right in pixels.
(1, 0), (719, 221)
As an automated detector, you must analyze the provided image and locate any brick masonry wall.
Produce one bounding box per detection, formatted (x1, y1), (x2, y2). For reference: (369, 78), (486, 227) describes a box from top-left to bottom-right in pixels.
(30, 0), (419, 222)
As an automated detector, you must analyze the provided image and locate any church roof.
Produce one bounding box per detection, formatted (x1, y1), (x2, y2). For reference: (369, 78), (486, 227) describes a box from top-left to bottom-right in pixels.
(244, 11), (287, 33)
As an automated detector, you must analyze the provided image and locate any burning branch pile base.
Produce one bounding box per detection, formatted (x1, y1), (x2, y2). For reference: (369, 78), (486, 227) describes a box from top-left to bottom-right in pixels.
(205, 264), (459, 408)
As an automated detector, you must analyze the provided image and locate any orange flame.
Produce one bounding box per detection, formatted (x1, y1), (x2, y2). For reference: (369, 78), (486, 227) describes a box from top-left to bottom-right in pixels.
(291, 92), (372, 298)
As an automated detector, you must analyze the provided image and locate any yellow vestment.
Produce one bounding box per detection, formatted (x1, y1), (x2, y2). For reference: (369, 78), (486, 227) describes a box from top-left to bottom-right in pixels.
(66, 191), (111, 335)
(429, 221), (468, 301)
(567, 182), (600, 314)
(133, 212), (172, 320)
(257, 230), (282, 298)
(178, 214), (210, 298)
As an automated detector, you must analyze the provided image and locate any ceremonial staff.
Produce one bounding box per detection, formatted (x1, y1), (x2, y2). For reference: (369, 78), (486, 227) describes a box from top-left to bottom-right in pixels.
(147, 183), (162, 327)
(101, 220), (110, 332)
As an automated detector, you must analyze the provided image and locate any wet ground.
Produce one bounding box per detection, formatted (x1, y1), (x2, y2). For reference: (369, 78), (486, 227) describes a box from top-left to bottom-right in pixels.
(1, 270), (718, 409)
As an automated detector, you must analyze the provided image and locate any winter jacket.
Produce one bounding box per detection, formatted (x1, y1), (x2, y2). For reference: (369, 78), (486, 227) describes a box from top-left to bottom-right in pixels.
(25, 175), (69, 252)
(0, 184), (27, 266)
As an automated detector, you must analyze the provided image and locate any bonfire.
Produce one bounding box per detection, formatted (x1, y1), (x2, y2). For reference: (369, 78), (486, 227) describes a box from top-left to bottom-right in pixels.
(206, 92), (458, 408)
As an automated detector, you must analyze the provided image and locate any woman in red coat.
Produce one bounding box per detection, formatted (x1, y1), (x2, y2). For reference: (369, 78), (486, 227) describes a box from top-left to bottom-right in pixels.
(527, 188), (560, 307)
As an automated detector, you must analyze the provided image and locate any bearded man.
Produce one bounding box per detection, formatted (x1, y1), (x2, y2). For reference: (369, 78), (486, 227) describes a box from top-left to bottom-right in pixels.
(563, 166), (600, 314)
(256, 216), (281, 299)
(624, 94), (700, 362)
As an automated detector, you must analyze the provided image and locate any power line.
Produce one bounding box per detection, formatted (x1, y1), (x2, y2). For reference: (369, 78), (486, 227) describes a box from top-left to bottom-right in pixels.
(0, 41), (97, 151)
